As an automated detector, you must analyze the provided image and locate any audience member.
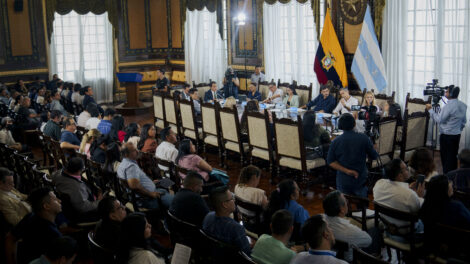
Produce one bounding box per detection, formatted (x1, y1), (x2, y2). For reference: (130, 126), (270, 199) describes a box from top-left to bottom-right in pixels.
(90, 135), (108, 164)
(327, 113), (378, 197)
(224, 96), (237, 109)
(117, 213), (166, 264)
(155, 126), (178, 170)
(50, 90), (67, 116)
(18, 97), (40, 129)
(247, 83), (261, 101)
(0, 117), (25, 151)
(60, 117), (80, 150)
(155, 69), (169, 93)
(251, 65), (265, 84)
(109, 114), (126, 142)
(52, 157), (102, 220)
(251, 210), (296, 264)
(204, 81), (221, 103)
(181, 83), (191, 100)
(8, 90), (20, 110)
(0, 87), (9, 105)
(263, 82), (283, 104)
(124, 122), (141, 147)
(11, 94), (22, 112)
(223, 67), (240, 99)
(0, 167), (31, 226)
(82, 86), (104, 114)
(137, 124), (158, 153)
(79, 128), (101, 158)
(95, 196), (127, 251)
(71, 83), (83, 105)
(85, 104), (102, 130)
(103, 142), (122, 173)
(6, 188), (63, 264)
(235, 165), (268, 210)
(333, 88), (358, 115)
(42, 110), (63, 141)
(29, 236), (78, 264)
(302, 110), (330, 159)
(282, 86), (299, 108)
(36, 87), (46, 106)
(409, 147), (438, 181)
(290, 215), (347, 264)
(176, 139), (212, 181)
(189, 88), (201, 115)
(117, 143), (173, 210)
(169, 171), (209, 226)
(77, 102), (95, 127)
(97, 108), (116, 135)
(203, 186), (251, 255)
(301, 85), (335, 113)
(447, 148), (470, 193)
(15, 79), (28, 94)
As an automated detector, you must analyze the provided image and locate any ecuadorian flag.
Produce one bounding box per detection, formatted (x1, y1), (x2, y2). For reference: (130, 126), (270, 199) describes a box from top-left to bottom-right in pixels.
(314, 8), (348, 88)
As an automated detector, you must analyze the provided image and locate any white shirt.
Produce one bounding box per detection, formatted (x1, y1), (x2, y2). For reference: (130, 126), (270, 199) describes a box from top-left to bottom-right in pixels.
(77, 111), (91, 127)
(373, 179), (423, 228)
(85, 117), (101, 130)
(155, 141), (178, 170)
(71, 92), (84, 105)
(333, 96), (358, 115)
(127, 136), (140, 148)
(290, 251), (347, 264)
(268, 89), (284, 104)
(36, 95), (45, 105)
(324, 215), (371, 262)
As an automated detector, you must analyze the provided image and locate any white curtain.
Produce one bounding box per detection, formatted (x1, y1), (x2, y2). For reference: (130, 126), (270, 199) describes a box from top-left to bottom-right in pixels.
(50, 11), (114, 103)
(185, 8), (227, 87)
(263, 1), (319, 93)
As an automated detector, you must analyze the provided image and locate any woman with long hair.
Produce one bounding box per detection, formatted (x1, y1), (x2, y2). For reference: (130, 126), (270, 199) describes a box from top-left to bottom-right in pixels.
(103, 142), (122, 173)
(124, 122), (141, 147)
(235, 165), (268, 208)
(409, 147), (438, 181)
(282, 86), (299, 108)
(90, 135), (108, 164)
(137, 124), (157, 153)
(109, 115), (125, 143)
(117, 213), (165, 264)
(175, 139), (212, 181)
(79, 129), (101, 158)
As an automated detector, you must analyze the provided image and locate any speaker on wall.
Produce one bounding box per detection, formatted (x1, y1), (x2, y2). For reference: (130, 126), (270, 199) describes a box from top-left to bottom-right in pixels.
(14, 0), (23, 12)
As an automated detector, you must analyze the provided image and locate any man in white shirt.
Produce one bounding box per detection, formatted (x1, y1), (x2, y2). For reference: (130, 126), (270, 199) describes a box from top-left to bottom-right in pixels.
(36, 87), (46, 106)
(250, 65), (265, 84)
(85, 105), (102, 130)
(373, 158), (425, 234)
(263, 82), (283, 104)
(155, 127), (178, 171)
(333, 88), (358, 116)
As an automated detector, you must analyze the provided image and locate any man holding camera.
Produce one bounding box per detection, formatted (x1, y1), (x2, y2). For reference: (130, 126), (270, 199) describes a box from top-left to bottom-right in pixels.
(426, 85), (467, 173)
(223, 67), (240, 99)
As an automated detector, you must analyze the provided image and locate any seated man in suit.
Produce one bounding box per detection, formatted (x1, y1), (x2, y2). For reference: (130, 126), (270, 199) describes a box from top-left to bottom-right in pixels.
(204, 81), (221, 103)
(181, 83), (191, 101)
(447, 148), (470, 193)
(0, 167), (31, 226)
(189, 88), (201, 115)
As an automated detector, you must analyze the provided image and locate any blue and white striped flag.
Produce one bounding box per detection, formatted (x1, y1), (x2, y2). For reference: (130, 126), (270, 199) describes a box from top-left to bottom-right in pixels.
(351, 5), (387, 92)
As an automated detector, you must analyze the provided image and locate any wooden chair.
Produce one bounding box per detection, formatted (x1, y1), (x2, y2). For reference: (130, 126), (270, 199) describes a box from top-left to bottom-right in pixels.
(201, 102), (223, 166)
(394, 110), (429, 162)
(153, 92), (166, 130)
(166, 210), (200, 248)
(293, 82), (313, 107)
(163, 93), (180, 136)
(198, 229), (253, 264)
(234, 196), (264, 236)
(193, 80), (212, 101)
(372, 90), (395, 107)
(88, 231), (116, 263)
(427, 223), (470, 262)
(373, 201), (423, 263)
(273, 115), (325, 186)
(343, 193), (372, 231)
(258, 80), (271, 100)
(352, 244), (390, 264)
(277, 79), (291, 96)
(219, 105), (248, 166)
(179, 97), (202, 151)
(405, 93), (431, 114)
(350, 88), (366, 105)
(246, 110), (275, 174)
(453, 191), (470, 209)
(333, 239), (349, 261)
(371, 116), (398, 168)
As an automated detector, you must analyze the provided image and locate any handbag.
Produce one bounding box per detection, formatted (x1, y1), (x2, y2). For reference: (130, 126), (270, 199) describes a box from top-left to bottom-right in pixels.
(209, 168), (229, 185)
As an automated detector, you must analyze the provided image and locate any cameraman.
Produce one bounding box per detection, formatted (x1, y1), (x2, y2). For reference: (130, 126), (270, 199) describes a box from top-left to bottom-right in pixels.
(223, 67), (240, 99)
(426, 86), (467, 173)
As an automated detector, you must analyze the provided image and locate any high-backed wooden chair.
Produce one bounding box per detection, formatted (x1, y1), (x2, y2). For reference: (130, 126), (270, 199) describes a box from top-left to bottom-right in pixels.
(273, 115), (325, 185)
(258, 81), (271, 100)
(246, 110), (274, 174)
(166, 210), (200, 248)
(219, 105), (248, 165)
(193, 80), (212, 101)
(163, 93), (180, 136)
(343, 193), (372, 231)
(350, 89), (366, 105)
(179, 97), (201, 151)
(294, 82), (313, 107)
(235, 196), (264, 236)
(352, 245), (390, 264)
(277, 79), (291, 96)
(201, 102), (223, 165)
(88, 231), (116, 263)
(405, 93), (431, 114)
(372, 90), (395, 111)
(429, 223), (470, 262)
(153, 92), (166, 130)
(395, 110), (429, 162)
(371, 116), (398, 168)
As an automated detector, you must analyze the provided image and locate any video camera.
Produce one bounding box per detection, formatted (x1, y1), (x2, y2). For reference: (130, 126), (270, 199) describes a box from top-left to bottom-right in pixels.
(356, 105), (380, 142)
(423, 79), (446, 106)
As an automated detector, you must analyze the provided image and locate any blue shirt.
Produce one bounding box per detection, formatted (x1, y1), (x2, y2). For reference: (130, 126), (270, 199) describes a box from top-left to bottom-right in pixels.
(429, 99), (467, 135)
(60, 131), (80, 146)
(83, 94), (104, 114)
(247, 91), (262, 101)
(117, 158), (156, 193)
(97, 120), (112, 135)
(284, 200), (309, 226)
(202, 211), (251, 255)
(306, 94), (336, 113)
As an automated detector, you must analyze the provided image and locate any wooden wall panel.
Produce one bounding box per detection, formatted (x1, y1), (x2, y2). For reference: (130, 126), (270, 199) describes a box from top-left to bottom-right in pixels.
(237, 0), (253, 50)
(127, 0), (146, 49)
(8, 0), (32, 56)
(149, 0), (168, 48)
(170, 0), (182, 48)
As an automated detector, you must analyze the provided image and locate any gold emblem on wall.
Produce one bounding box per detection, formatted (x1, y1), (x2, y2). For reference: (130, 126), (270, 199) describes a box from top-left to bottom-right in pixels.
(339, 0), (368, 25)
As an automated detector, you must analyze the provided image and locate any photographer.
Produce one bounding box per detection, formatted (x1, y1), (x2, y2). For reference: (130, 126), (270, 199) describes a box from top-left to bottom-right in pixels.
(223, 67), (240, 99)
(426, 85), (467, 173)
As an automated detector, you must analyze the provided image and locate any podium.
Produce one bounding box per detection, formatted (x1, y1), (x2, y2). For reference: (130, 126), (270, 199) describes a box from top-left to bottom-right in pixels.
(117, 73), (143, 108)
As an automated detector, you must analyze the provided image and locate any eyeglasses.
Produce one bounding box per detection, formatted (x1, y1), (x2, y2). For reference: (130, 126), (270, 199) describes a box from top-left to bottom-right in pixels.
(224, 194), (235, 203)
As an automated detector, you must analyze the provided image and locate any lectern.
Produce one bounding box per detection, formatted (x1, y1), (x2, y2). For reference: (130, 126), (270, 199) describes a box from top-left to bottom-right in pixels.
(117, 73), (143, 107)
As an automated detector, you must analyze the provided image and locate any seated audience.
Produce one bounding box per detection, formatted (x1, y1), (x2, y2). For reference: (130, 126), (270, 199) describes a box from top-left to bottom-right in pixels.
(109, 114), (126, 142)
(223, 96), (237, 109)
(15, 79), (28, 94)
(373, 159), (424, 237)
(322, 190), (374, 261)
(409, 147), (438, 181)
(263, 82), (283, 104)
(0, 117), (25, 151)
(52, 157), (102, 220)
(71, 83), (83, 105)
(290, 215), (347, 264)
(204, 81), (221, 103)
(137, 124), (158, 153)
(42, 110), (63, 141)
(29, 236), (78, 264)
(301, 85), (335, 113)
(447, 148), (470, 193)
(0, 87), (9, 105)
(11, 94), (22, 113)
(247, 83), (261, 101)
(95, 196), (127, 251)
(282, 86), (299, 108)
(234, 165), (268, 209)
(181, 83), (191, 101)
(124, 122), (141, 147)
(169, 171), (209, 227)
(79, 128), (101, 158)
(203, 186), (251, 255)
(103, 142), (122, 173)
(77, 102), (95, 127)
(6, 188), (63, 264)
(333, 88), (358, 115)
(0, 167), (31, 226)
(82, 86), (104, 114)
(90, 135), (108, 164)
(18, 97), (40, 129)
(117, 213), (166, 264)
(8, 91), (20, 110)
(97, 108), (116, 135)
(302, 110), (330, 159)
(327, 113), (378, 197)
(85, 104), (102, 130)
(117, 143), (173, 210)
(60, 117), (80, 150)
(189, 88), (201, 115)
(176, 139), (212, 181)
(155, 126), (178, 170)
(36, 87), (46, 106)
(50, 90), (67, 116)
(251, 210), (296, 264)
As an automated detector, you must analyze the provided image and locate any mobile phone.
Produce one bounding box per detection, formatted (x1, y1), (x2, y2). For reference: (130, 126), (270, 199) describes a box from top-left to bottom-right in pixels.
(351, 105), (361, 111)
(417, 174), (425, 184)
